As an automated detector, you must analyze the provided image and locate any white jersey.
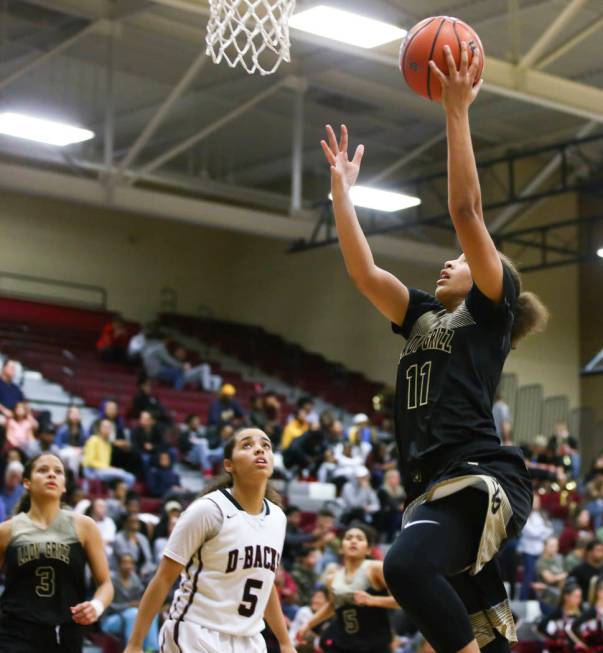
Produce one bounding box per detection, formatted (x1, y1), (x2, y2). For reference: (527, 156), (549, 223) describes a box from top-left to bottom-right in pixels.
(163, 488), (286, 637)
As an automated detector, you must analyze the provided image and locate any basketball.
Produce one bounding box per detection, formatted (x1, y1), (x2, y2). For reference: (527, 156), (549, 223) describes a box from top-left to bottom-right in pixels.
(400, 16), (485, 101)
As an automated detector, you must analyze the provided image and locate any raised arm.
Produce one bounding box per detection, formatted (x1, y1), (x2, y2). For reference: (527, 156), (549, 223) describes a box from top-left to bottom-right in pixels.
(321, 124), (409, 325)
(429, 43), (503, 303)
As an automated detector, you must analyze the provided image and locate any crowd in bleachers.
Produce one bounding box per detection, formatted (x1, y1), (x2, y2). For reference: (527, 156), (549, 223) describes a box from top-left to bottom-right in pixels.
(1, 309), (603, 652)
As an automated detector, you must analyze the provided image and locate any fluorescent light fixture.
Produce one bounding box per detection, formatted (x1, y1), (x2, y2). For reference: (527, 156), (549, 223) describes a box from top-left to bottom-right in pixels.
(289, 5), (407, 49)
(329, 186), (421, 212)
(0, 112), (94, 146)
(597, 247), (603, 259)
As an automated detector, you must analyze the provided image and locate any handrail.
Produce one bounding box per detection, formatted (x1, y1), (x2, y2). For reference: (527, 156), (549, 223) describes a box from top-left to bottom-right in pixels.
(0, 271), (107, 309)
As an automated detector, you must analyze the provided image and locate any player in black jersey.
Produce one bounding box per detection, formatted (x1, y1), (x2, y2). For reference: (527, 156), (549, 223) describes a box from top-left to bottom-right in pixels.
(296, 524), (397, 653)
(321, 41), (549, 653)
(0, 453), (113, 653)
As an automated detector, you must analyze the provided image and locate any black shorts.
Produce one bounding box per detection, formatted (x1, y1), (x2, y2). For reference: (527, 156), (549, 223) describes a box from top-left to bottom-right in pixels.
(405, 443), (533, 538)
(0, 616), (83, 653)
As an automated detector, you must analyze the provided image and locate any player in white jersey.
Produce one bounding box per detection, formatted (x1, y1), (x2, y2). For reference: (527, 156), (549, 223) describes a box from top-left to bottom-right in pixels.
(124, 428), (297, 653)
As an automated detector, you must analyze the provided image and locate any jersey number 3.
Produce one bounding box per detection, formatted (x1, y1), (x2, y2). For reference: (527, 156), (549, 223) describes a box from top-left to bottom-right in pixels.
(35, 566), (55, 598)
(406, 362), (432, 409)
(238, 578), (264, 617)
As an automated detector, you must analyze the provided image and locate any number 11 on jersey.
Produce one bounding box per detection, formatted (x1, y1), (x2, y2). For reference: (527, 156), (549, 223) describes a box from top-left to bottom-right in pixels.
(406, 361), (432, 409)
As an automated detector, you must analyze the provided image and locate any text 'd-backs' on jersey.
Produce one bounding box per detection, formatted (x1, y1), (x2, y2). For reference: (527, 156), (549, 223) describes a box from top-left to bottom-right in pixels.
(164, 488), (286, 637)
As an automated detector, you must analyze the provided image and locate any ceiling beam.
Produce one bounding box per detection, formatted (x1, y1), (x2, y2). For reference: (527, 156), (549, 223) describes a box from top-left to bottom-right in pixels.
(535, 14), (603, 70)
(0, 159), (453, 265)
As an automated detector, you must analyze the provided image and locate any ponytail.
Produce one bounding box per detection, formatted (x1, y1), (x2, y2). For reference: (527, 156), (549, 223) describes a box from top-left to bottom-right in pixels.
(499, 253), (549, 346)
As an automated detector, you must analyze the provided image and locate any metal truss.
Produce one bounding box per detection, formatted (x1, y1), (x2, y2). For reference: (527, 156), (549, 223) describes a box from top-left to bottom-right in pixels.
(289, 131), (603, 266)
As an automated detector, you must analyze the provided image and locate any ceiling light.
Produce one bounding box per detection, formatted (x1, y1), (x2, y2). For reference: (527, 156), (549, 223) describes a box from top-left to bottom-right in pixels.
(597, 247), (603, 258)
(290, 5), (407, 49)
(329, 186), (421, 212)
(0, 112), (94, 146)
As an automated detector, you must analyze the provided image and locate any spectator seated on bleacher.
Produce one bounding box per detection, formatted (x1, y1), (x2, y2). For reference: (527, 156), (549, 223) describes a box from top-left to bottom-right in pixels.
(97, 316), (130, 363)
(131, 411), (168, 471)
(281, 400), (311, 450)
(142, 337), (220, 392)
(113, 512), (155, 580)
(537, 580), (583, 651)
(130, 377), (171, 426)
(365, 441), (397, 488)
(147, 451), (182, 499)
(5, 401), (38, 456)
(152, 512), (178, 562)
(518, 493), (554, 600)
(275, 565), (300, 621)
(29, 420), (61, 458)
(91, 399), (140, 476)
(586, 478), (603, 531)
(332, 441), (366, 482)
(564, 533), (592, 575)
(106, 479), (129, 523)
(207, 383), (245, 428)
(0, 460), (24, 517)
(260, 391), (283, 448)
(179, 414), (223, 476)
(535, 537), (568, 611)
(101, 553), (159, 651)
(547, 420), (580, 479)
(283, 419), (330, 477)
(559, 509), (593, 555)
(570, 577), (603, 649)
(55, 405), (86, 477)
(151, 500), (182, 550)
(568, 540), (603, 602)
(83, 418), (136, 488)
(283, 506), (322, 571)
(288, 587), (329, 653)
(346, 413), (378, 458)
(376, 469), (406, 544)
(0, 359), (24, 427)
(524, 435), (559, 481)
(291, 548), (320, 608)
(340, 465), (380, 526)
(585, 451), (603, 485)
(86, 498), (117, 557)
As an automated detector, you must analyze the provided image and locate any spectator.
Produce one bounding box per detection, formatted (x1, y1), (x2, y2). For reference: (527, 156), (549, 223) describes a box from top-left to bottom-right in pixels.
(131, 411), (166, 465)
(130, 377), (171, 425)
(585, 450), (603, 485)
(91, 399), (139, 476)
(0, 460), (24, 516)
(0, 359), (24, 423)
(492, 392), (512, 444)
(97, 316), (130, 363)
(333, 442), (366, 484)
(559, 509), (593, 555)
(274, 565), (299, 620)
(106, 480), (130, 523)
(347, 413), (378, 456)
(87, 498), (117, 557)
(179, 414), (223, 475)
(151, 500), (183, 545)
(586, 478), (603, 531)
(570, 577), (603, 649)
(537, 581), (583, 648)
(569, 540), (603, 602)
(376, 469), (406, 543)
(565, 533), (592, 573)
(147, 451), (182, 499)
(291, 548), (320, 607)
(289, 587), (329, 651)
(142, 338), (220, 391)
(101, 553), (159, 650)
(249, 394), (268, 430)
(281, 402), (309, 450)
(113, 512), (155, 579)
(535, 537), (568, 611)
(518, 493), (554, 600)
(83, 418), (136, 488)
(340, 466), (380, 525)
(153, 513), (178, 562)
(283, 423), (328, 476)
(4, 402), (38, 455)
(55, 405), (86, 477)
(365, 441), (396, 487)
(262, 391), (283, 448)
(283, 506), (319, 570)
(207, 384), (245, 428)
(28, 421), (61, 458)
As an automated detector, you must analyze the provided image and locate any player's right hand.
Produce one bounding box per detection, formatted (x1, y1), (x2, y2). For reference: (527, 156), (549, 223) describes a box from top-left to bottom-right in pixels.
(321, 124), (364, 197)
(295, 623), (309, 642)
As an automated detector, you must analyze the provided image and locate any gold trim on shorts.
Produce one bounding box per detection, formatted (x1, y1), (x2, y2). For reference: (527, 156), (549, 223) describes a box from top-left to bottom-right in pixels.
(401, 473), (517, 644)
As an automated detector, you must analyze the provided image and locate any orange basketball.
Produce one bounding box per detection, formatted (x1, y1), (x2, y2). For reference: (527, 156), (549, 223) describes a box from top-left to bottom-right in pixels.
(400, 16), (485, 102)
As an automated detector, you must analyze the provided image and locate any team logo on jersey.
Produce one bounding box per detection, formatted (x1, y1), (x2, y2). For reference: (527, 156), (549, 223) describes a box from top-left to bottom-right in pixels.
(400, 326), (454, 359)
(225, 545), (281, 574)
(17, 541), (71, 566)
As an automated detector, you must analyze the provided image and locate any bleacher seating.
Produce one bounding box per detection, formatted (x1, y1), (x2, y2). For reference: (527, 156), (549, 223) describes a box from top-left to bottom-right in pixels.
(160, 312), (384, 415)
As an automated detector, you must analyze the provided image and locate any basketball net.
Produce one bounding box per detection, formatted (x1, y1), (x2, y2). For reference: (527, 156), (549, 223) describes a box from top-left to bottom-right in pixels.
(206, 0), (296, 76)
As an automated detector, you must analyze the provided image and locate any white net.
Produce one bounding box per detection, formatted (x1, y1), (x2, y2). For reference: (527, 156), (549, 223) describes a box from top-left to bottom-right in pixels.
(206, 0), (296, 76)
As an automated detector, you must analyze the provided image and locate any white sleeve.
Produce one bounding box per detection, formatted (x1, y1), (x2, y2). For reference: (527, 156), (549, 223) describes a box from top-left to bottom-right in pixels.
(163, 497), (223, 565)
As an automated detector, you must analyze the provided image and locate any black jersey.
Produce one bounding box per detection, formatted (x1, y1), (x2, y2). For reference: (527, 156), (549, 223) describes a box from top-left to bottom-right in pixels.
(1, 510), (87, 625)
(392, 267), (517, 483)
(328, 561), (391, 652)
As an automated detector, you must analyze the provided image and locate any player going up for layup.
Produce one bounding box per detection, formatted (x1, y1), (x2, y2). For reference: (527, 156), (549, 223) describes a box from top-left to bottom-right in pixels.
(321, 43), (548, 653)
(124, 427), (297, 653)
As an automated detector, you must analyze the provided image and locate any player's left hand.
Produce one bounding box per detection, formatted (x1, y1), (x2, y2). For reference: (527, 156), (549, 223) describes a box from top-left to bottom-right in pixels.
(353, 590), (374, 606)
(429, 41), (483, 112)
(70, 601), (100, 625)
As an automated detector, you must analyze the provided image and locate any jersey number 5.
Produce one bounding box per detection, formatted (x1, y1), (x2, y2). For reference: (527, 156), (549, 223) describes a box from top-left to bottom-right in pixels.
(238, 578), (264, 617)
(406, 362), (432, 410)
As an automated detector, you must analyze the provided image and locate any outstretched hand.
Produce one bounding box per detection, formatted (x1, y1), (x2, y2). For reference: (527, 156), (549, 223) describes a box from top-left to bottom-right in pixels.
(429, 41), (483, 113)
(321, 124), (364, 197)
